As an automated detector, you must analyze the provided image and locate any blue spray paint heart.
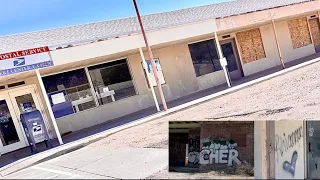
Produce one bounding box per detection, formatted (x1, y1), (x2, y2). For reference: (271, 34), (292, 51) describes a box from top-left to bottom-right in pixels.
(283, 151), (298, 176)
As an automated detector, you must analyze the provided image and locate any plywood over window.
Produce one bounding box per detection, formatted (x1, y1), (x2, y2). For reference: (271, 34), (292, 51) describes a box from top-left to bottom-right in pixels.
(288, 17), (312, 49)
(309, 18), (320, 47)
(236, 28), (266, 64)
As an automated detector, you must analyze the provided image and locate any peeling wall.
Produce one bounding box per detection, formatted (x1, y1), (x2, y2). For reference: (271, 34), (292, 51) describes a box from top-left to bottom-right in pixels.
(274, 120), (305, 179)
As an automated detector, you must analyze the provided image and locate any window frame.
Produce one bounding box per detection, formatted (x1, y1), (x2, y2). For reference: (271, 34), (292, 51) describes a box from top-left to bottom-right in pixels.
(41, 57), (139, 119)
(188, 38), (222, 77)
(235, 28), (266, 64)
(288, 17), (312, 49)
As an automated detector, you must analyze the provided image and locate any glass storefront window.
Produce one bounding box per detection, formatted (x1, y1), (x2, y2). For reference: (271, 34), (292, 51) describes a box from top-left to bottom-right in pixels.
(188, 39), (222, 77)
(88, 59), (136, 105)
(42, 69), (96, 118)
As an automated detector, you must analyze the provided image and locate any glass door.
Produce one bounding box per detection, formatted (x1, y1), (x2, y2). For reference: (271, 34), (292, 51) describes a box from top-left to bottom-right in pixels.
(9, 87), (46, 144)
(221, 39), (243, 80)
(0, 94), (27, 155)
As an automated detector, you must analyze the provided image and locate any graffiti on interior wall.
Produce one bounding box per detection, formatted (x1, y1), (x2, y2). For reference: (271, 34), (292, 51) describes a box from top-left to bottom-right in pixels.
(283, 151), (298, 176)
(309, 126), (315, 137)
(199, 139), (241, 166)
(188, 152), (200, 164)
(275, 126), (302, 163)
(188, 136), (200, 164)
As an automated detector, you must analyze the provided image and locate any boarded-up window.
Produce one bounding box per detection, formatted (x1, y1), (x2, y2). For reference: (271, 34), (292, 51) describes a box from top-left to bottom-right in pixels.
(309, 18), (320, 47)
(236, 28), (266, 64)
(288, 17), (312, 49)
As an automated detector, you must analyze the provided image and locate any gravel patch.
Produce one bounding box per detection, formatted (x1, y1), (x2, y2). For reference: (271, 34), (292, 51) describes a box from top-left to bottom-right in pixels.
(88, 117), (168, 148)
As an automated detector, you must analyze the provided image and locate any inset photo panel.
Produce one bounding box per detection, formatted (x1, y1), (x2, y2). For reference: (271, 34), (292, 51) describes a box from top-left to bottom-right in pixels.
(168, 121), (254, 179)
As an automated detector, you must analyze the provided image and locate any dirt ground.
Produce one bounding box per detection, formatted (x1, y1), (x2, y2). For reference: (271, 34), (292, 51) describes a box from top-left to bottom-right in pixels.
(160, 60), (320, 121)
(88, 117), (168, 149)
(87, 61), (320, 178)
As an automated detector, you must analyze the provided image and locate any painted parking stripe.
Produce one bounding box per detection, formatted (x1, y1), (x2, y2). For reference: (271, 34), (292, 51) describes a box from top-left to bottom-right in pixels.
(32, 166), (77, 177)
(7, 168), (49, 179)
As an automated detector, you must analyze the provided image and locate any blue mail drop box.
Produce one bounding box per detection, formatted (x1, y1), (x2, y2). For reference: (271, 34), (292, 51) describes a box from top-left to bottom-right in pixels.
(20, 109), (52, 154)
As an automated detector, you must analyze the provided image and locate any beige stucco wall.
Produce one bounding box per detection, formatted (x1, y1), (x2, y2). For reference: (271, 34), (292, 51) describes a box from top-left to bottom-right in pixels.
(240, 24), (281, 76)
(237, 16), (316, 77)
(53, 42), (202, 134)
(128, 42), (200, 102)
(196, 70), (227, 90)
(56, 94), (154, 134)
(276, 19), (315, 63)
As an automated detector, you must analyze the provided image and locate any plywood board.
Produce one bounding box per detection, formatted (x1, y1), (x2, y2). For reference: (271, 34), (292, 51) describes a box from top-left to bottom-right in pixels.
(309, 18), (320, 47)
(236, 28), (266, 64)
(288, 17), (312, 49)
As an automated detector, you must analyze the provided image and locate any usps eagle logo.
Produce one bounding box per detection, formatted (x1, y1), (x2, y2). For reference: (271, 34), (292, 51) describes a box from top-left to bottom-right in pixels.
(13, 57), (26, 67)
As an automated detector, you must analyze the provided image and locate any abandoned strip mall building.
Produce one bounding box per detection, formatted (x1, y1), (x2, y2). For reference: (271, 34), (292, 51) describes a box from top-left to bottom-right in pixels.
(0, 0), (320, 155)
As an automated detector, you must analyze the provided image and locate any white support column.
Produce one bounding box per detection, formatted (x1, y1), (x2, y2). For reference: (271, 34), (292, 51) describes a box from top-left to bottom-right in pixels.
(214, 32), (231, 87)
(139, 47), (160, 112)
(35, 69), (64, 145)
(85, 67), (100, 107)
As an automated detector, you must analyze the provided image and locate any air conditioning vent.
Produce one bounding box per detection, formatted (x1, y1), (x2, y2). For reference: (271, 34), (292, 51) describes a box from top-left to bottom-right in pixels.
(8, 81), (25, 88)
(222, 34), (231, 39)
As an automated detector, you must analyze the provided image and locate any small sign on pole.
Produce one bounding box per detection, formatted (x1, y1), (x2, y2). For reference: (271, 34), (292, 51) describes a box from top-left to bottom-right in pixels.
(220, 57), (228, 67)
(141, 58), (166, 87)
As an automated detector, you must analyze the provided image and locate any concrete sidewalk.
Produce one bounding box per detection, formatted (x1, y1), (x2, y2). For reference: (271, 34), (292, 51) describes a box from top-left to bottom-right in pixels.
(4, 147), (168, 179)
(1, 53), (320, 177)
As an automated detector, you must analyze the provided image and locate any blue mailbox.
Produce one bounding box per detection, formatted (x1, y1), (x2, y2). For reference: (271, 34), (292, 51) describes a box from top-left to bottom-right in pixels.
(20, 109), (52, 154)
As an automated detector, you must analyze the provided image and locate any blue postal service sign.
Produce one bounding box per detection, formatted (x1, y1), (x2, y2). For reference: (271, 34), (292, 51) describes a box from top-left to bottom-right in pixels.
(0, 46), (54, 76)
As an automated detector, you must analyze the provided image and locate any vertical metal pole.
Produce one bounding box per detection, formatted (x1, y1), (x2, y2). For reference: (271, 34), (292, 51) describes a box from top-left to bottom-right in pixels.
(133, 0), (168, 111)
(35, 69), (63, 145)
(272, 19), (285, 69)
(214, 32), (231, 87)
(85, 67), (100, 107)
(139, 48), (160, 112)
(185, 143), (189, 166)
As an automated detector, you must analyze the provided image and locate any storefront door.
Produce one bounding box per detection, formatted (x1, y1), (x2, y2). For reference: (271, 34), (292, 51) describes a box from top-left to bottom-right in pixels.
(307, 121), (320, 179)
(308, 18), (320, 53)
(220, 39), (244, 80)
(0, 85), (44, 155)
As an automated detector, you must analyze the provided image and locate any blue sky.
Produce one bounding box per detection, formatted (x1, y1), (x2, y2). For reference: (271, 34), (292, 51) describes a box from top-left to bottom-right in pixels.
(0, 0), (228, 36)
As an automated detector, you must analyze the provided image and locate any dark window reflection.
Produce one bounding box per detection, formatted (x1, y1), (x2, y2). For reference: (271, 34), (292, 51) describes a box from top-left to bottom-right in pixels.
(0, 100), (20, 146)
(188, 39), (222, 77)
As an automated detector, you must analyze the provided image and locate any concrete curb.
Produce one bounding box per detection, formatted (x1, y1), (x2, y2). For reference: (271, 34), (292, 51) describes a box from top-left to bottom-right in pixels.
(1, 56), (319, 177)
